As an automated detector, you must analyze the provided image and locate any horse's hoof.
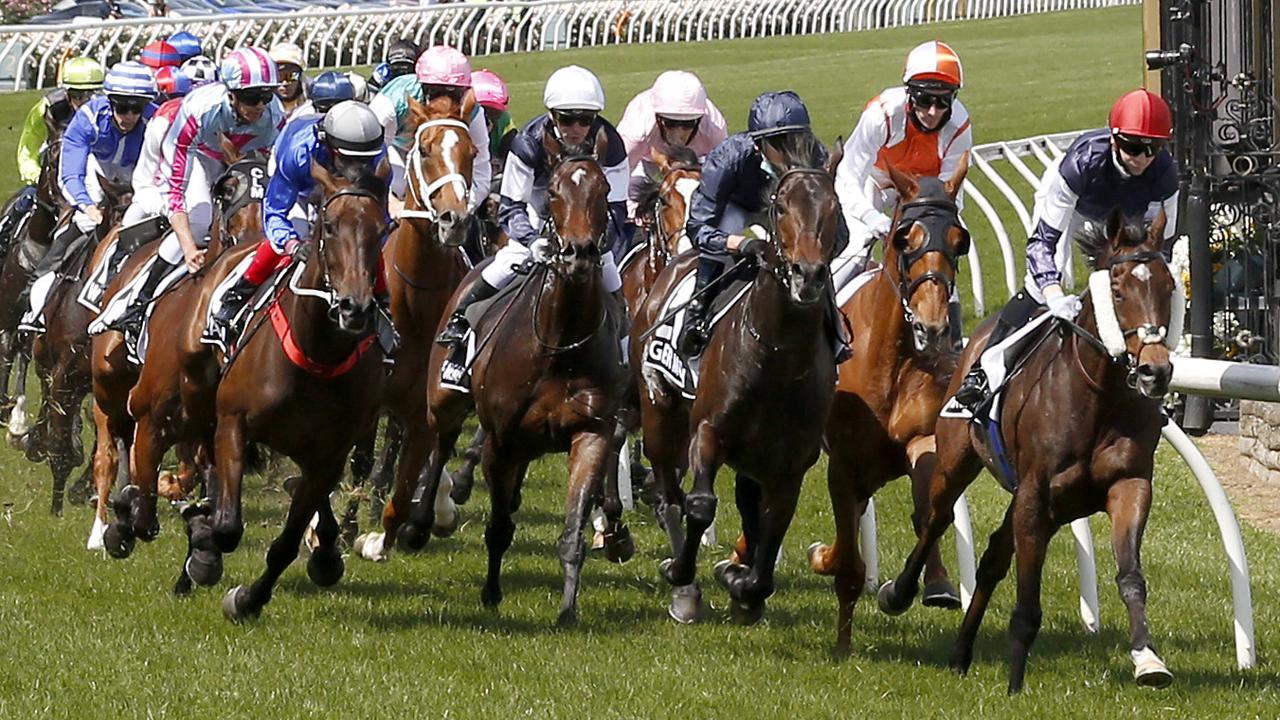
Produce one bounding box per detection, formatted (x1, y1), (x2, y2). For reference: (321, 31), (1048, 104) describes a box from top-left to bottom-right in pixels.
(713, 559), (749, 592)
(922, 579), (962, 610)
(102, 523), (135, 560)
(667, 584), (704, 625)
(173, 575), (194, 597)
(449, 474), (474, 506)
(603, 525), (635, 564)
(306, 549), (345, 588)
(659, 557), (693, 587)
(354, 532), (389, 562)
(556, 607), (580, 629)
(480, 583), (502, 609)
(186, 549), (223, 587)
(730, 599), (766, 626)
(221, 585), (259, 624)
(396, 522), (429, 552)
(877, 580), (912, 616)
(431, 509), (460, 539)
(1132, 648), (1173, 688)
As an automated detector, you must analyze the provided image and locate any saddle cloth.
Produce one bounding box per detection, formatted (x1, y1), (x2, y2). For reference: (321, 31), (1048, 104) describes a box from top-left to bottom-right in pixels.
(834, 265), (880, 309)
(438, 262), (530, 394)
(200, 253), (293, 357)
(77, 216), (170, 313)
(87, 250), (190, 364)
(939, 310), (1056, 422)
(18, 231), (96, 334)
(639, 267), (752, 401)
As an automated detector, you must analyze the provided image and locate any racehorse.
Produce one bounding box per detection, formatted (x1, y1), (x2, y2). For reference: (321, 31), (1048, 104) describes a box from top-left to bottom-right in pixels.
(220, 159), (390, 621)
(877, 210), (1177, 693)
(806, 162), (970, 650)
(621, 144), (702, 318)
(387, 127), (629, 627)
(632, 135), (843, 624)
(26, 173), (132, 518)
(93, 148), (266, 581)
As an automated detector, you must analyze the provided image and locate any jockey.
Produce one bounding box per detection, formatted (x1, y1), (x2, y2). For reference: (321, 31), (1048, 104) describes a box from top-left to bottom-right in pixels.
(17, 62), (156, 306)
(679, 90), (848, 359)
(114, 47), (284, 327)
(368, 45), (491, 211)
(5, 57), (104, 244)
(291, 70), (359, 119)
(368, 39), (418, 95)
(952, 89), (1179, 411)
(435, 65), (628, 347)
(154, 66), (192, 104)
(139, 39), (183, 71)
(213, 99), (386, 326)
(166, 30), (203, 62)
(179, 55), (219, 87)
(471, 68), (515, 187)
(270, 43), (308, 118)
(833, 40), (972, 290)
(616, 70), (728, 219)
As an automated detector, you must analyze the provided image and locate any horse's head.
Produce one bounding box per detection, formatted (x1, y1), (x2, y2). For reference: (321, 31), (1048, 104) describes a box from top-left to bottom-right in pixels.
(542, 126), (610, 281)
(403, 95), (477, 247)
(757, 132), (843, 306)
(638, 146), (701, 257)
(884, 154), (970, 354)
(97, 173), (134, 232)
(310, 158), (391, 335)
(1078, 209), (1176, 398)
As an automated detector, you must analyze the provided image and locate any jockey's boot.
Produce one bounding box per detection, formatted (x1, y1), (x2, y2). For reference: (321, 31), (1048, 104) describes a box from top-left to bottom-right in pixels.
(826, 291), (853, 364)
(0, 186), (35, 247)
(116, 256), (179, 331)
(676, 258), (722, 359)
(952, 367), (989, 412)
(436, 279), (499, 347)
(16, 220), (83, 312)
(213, 274), (259, 327)
(948, 299), (964, 351)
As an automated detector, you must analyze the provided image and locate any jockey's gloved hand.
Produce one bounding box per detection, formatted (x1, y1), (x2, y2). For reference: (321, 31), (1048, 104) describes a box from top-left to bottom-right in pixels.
(866, 212), (893, 239)
(1046, 293), (1082, 320)
(737, 224), (771, 257)
(74, 204), (104, 233)
(530, 237), (553, 263)
(286, 239), (312, 262)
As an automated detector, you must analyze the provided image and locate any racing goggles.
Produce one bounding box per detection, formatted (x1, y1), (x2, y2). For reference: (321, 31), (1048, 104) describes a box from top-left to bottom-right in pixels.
(109, 97), (148, 116)
(1114, 134), (1166, 158)
(907, 87), (954, 110)
(658, 115), (700, 130)
(278, 66), (303, 84)
(233, 88), (275, 106)
(424, 85), (467, 103)
(553, 110), (597, 128)
(67, 88), (95, 105)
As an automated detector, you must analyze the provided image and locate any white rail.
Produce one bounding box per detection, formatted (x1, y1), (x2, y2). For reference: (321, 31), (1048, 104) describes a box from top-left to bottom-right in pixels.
(0, 0), (1140, 91)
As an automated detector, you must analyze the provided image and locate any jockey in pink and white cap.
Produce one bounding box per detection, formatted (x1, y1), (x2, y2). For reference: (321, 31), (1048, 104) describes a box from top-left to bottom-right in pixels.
(616, 70), (727, 220)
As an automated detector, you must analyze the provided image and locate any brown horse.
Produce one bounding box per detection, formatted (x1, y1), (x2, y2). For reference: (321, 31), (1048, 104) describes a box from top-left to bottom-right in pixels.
(877, 211), (1176, 693)
(386, 128), (628, 627)
(220, 161), (390, 621)
(632, 136), (843, 624)
(24, 174), (133, 520)
(806, 164), (970, 649)
(621, 145), (702, 318)
(344, 95), (474, 550)
(94, 154), (265, 577)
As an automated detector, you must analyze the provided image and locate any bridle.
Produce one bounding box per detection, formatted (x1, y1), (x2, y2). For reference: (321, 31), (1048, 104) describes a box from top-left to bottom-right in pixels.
(887, 195), (969, 325)
(646, 168), (699, 268)
(400, 117), (472, 224)
(214, 158), (267, 249)
(759, 167), (835, 293)
(293, 186), (385, 321)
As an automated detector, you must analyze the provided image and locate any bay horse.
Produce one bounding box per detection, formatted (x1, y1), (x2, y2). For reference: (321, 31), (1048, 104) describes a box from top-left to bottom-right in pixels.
(632, 136), (843, 624)
(25, 173), (133, 518)
(220, 160), (390, 621)
(877, 211), (1176, 693)
(806, 163), (970, 650)
(344, 95), (473, 550)
(387, 127), (628, 627)
(93, 150), (266, 578)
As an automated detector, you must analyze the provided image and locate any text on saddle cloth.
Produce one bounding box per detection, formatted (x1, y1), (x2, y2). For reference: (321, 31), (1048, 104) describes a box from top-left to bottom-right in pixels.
(640, 268), (753, 401)
(217, 159), (268, 222)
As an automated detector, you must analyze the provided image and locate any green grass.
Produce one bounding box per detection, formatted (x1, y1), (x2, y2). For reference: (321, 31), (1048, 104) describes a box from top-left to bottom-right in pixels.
(3, 7), (1280, 718)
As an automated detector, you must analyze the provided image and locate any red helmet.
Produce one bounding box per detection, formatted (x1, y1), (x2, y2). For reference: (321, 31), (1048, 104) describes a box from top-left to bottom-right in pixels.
(1108, 89), (1173, 139)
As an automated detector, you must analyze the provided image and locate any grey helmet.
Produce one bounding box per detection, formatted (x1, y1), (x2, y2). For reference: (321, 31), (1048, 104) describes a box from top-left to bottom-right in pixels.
(320, 101), (383, 157)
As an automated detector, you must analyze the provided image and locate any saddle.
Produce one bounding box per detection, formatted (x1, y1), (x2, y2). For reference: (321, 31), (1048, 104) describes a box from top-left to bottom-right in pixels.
(77, 216), (171, 313)
(440, 257), (534, 394)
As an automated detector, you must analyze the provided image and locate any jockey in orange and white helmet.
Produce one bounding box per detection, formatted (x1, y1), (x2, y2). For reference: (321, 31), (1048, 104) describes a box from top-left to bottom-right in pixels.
(832, 40), (972, 290)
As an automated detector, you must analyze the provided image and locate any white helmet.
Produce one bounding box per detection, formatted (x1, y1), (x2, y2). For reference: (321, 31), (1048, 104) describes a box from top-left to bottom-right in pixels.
(651, 71), (709, 120)
(321, 101), (383, 157)
(543, 65), (605, 111)
(269, 42), (306, 70)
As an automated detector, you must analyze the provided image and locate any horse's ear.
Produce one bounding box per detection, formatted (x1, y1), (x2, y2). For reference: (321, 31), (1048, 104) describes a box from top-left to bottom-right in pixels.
(885, 161), (919, 202)
(311, 157), (340, 196)
(1146, 208), (1168, 250)
(824, 136), (844, 177)
(375, 155), (392, 183)
(407, 95), (429, 131)
(1104, 207), (1126, 251)
(218, 132), (243, 165)
(461, 89), (476, 121)
(943, 151), (969, 200)
(591, 126), (609, 160)
(541, 119), (562, 166)
(650, 146), (672, 174)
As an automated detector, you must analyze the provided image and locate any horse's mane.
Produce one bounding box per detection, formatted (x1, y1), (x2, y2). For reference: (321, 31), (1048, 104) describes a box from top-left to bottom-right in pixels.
(760, 130), (826, 173)
(634, 145), (701, 219)
(1074, 212), (1145, 269)
(333, 158), (389, 198)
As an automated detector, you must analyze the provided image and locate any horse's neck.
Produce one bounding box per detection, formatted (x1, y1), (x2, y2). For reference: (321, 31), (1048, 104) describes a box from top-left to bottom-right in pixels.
(743, 271), (823, 351)
(537, 268), (605, 350)
(281, 259), (355, 363)
(397, 214), (451, 265)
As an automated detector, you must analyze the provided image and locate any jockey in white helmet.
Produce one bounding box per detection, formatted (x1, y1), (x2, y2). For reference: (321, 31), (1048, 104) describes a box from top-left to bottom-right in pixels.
(616, 70), (727, 220)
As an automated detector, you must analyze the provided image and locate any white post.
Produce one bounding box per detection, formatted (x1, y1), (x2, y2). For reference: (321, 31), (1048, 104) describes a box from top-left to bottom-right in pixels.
(952, 493), (976, 610)
(858, 496), (879, 595)
(1071, 517), (1101, 634)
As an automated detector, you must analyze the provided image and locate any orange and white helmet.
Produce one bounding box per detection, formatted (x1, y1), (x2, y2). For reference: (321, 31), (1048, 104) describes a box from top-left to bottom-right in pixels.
(903, 41), (963, 89)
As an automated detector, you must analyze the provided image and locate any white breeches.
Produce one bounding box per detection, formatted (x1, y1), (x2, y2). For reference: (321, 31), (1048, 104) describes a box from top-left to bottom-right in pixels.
(480, 240), (622, 293)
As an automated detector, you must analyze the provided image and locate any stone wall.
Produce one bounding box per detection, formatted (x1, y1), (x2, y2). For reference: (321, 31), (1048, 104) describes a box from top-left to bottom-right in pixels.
(1239, 400), (1280, 484)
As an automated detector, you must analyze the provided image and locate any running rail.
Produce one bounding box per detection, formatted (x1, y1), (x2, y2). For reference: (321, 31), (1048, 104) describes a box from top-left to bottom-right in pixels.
(0, 0), (1140, 92)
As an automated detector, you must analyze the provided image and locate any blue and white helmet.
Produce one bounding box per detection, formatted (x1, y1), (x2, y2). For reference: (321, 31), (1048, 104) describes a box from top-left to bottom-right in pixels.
(103, 61), (158, 100)
(180, 55), (218, 86)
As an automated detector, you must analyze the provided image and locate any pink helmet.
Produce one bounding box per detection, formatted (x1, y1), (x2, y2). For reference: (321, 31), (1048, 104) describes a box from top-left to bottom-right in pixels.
(651, 71), (709, 120)
(415, 45), (472, 87)
(471, 69), (509, 111)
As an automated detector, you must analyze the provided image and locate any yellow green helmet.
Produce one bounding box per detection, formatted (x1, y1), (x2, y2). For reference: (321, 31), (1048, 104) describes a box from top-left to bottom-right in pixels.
(61, 56), (106, 90)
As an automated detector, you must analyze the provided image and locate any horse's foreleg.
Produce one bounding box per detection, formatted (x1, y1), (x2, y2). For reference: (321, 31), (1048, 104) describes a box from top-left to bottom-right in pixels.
(364, 415), (403, 526)
(949, 503), (1015, 675)
(1107, 477), (1170, 687)
(910, 436), (960, 610)
(450, 424), (485, 505)
(306, 494), (345, 588)
(87, 403), (115, 551)
(1006, 490), (1052, 695)
(720, 476), (801, 625)
(479, 446), (520, 611)
(597, 420), (633, 564)
(348, 417), (378, 484)
(660, 420), (719, 588)
(556, 431), (611, 627)
(211, 414), (248, 553)
(6, 336), (31, 443)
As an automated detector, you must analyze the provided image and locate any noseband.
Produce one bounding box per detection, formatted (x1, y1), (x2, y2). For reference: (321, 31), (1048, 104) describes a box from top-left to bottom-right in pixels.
(401, 118), (472, 223)
(892, 196), (969, 301)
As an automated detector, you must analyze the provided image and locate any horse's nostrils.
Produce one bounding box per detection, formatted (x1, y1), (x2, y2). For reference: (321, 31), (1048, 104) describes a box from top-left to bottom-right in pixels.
(1135, 363), (1172, 397)
(337, 297), (374, 333)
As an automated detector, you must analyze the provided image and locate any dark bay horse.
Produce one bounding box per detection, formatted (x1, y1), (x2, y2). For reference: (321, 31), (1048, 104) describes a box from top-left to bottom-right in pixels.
(388, 128), (628, 627)
(878, 211), (1176, 693)
(220, 160), (390, 621)
(632, 137), (843, 624)
(807, 162), (970, 650)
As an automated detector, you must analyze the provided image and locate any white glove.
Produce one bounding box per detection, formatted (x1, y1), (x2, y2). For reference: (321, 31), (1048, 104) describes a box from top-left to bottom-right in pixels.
(865, 213), (893, 239)
(744, 224), (771, 242)
(1046, 293), (1082, 320)
(530, 237), (553, 262)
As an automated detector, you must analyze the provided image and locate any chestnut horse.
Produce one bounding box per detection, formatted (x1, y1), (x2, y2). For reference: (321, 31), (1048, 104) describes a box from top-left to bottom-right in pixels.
(632, 137), (843, 624)
(806, 164), (970, 650)
(220, 161), (389, 621)
(878, 211), (1176, 693)
(621, 144), (702, 319)
(388, 129), (628, 627)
